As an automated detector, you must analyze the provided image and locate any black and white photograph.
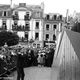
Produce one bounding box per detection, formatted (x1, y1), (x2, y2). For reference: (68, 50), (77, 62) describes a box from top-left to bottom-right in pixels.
(0, 0), (80, 80)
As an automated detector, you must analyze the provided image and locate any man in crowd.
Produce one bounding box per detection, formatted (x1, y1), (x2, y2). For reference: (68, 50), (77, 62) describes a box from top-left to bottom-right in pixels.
(16, 51), (25, 80)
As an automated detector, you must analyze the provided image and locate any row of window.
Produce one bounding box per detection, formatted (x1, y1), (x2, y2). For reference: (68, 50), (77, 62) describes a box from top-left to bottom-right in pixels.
(13, 21), (40, 29)
(2, 11), (62, 21)
(45, 34), (56, 41)
(45, 14), (62, 20)
(24, 32), (56, 41)
(46, 24), (57, 30)
(0, 20), (57, 31)
(35, 22), (57, 30)
(1, 11), (30, 17)
(35, 32), (56, 41)
(33, 43), (40, 48)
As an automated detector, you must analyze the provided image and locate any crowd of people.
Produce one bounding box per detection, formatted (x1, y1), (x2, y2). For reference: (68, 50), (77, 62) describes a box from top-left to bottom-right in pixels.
(0, 45), (55, 79)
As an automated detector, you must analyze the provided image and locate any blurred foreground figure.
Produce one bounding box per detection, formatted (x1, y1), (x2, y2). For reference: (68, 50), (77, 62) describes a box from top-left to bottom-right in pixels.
(16, 51), (25, 80)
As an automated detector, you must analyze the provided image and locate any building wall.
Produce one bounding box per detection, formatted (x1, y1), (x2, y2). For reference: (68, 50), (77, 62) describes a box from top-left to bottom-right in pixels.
(43, 22), (59, 41)
(6, 19), (11, 30)
(31, 19), (43, 41)
(0, 19), (2, 27)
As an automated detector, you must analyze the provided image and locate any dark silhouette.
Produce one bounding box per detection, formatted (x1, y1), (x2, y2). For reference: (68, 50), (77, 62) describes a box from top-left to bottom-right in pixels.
(0, 31), (19, 47)
(71, 22), (80, 33)
(16, 52), (25, 80)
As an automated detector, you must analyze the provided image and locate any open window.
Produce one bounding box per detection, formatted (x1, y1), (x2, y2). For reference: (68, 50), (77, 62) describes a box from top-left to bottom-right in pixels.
(53, 34), (56, 40)
(35, 32), (39, 40)
(54, 15), (57, 20)
(46, 34), (49, 40)
(46, 15), (50, 20)
(36, 22), (39, 29)
(54, 25), (57, 29)
(2, 20), (6, 29)
(4, 11), (7, 16)
(46, 24), (49, 30)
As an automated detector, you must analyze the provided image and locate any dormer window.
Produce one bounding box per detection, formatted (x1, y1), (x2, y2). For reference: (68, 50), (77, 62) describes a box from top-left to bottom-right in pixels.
(4, 11), (7, 16)
(36, 12), (40, 17)
(13, 11), (19, 20)
(26, 12), (30, 16)
(54, 15), (57, 20)
(46, 15), (50, 20)
(59, 15), (62, 20)
(24, 12), (30, 20)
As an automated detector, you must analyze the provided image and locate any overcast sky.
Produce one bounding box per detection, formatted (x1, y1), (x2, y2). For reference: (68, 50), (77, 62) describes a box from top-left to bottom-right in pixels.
(0, 0), (80, 17)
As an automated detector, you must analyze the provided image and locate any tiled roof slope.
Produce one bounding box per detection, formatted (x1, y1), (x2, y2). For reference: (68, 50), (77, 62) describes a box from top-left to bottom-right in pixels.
(66, 30), (80, 60)
(0, 5), (10, 9)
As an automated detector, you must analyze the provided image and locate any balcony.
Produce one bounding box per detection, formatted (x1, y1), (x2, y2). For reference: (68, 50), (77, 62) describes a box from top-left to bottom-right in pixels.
(24, 15), (31, 21)
(12, 15), (19, 20)
(12, 25), (30, 31)
(0, 25), (7, 31)
(19, 37), (28, 42)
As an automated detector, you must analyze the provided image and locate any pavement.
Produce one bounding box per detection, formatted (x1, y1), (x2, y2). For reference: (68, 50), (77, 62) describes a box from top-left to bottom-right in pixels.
(9, 67), (52, 80)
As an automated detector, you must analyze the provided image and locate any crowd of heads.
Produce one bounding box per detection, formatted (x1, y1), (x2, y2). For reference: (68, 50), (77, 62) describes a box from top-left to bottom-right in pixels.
(0, 45), (55, 68)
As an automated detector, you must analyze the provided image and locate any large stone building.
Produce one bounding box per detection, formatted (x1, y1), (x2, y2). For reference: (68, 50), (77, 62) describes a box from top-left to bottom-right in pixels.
(0, 3), (63, 48)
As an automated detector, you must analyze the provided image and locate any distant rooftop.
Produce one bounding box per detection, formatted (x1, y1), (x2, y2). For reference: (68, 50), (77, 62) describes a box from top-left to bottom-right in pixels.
(0, 4), (10, 9)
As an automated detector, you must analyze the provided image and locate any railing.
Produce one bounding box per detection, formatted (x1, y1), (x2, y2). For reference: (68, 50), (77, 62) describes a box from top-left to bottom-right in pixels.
(19, 38), (28, 42)
(12, 25), (30, 31)
(0, 26), (7, 30)
(24, 15), (31, 21)
(12, 15), (19, 20)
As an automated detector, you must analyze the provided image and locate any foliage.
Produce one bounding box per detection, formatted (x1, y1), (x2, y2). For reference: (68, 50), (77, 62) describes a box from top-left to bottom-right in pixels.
(0, 31), (19, 46)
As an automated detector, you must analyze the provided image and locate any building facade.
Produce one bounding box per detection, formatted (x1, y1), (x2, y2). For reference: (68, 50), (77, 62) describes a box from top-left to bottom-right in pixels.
(0, 3), (63, 48)
(43, 13), (63, 48)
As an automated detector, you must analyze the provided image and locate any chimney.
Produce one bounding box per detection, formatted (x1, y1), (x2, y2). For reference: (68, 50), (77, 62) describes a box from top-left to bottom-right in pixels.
(41, 2), (44, 10)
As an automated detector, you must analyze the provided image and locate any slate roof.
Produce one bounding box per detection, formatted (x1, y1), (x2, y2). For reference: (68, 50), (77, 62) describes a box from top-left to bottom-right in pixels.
(66, 30), (80, 60)
(0, 5), (10, 10)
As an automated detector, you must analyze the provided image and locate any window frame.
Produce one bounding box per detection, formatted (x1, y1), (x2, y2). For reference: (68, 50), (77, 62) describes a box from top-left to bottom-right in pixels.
(45, 34), (49, 40)
(35, 32), (39, 40)
(46, 24), (50, 30)
(53, 34), (56, 41)
(3, 11), (7, 17)
(53, 24), (57, 29)
(35, 21), (39, 29)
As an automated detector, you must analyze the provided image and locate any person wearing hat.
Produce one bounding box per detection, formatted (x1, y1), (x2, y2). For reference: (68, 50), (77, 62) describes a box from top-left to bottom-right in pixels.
(16, 51), (25, 80)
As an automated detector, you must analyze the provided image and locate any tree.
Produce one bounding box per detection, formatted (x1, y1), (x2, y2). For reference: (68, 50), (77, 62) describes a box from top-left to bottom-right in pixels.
(0, 31), (19, 46)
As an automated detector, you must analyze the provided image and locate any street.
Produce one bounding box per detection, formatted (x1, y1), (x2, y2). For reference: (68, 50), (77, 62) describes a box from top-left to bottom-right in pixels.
(9, 67), (52, 80)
